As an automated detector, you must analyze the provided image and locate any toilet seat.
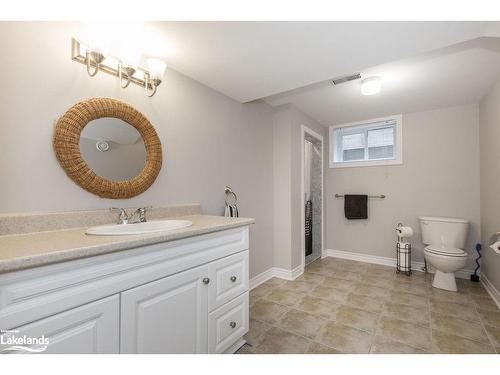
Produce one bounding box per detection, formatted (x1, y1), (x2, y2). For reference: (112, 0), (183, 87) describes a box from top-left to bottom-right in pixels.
(425, 245), (467, 257)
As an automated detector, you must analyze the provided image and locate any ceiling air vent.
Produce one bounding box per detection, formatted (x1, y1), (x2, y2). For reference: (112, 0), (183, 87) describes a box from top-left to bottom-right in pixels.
(331, 73), (361, 85)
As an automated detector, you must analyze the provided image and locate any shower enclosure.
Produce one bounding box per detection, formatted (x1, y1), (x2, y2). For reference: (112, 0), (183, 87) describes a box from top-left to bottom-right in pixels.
(303, 129), (323, 265)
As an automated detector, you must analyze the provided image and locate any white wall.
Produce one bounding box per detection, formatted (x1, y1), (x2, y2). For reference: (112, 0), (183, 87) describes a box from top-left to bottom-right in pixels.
(0, 22), (275, 278)
(326, 104), (481, 269)
(479, 74), (500, 292)
(272, 104), (326, 271)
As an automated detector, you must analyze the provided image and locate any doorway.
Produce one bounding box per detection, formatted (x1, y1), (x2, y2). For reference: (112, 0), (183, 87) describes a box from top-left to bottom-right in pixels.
(301, 126), (324, 267)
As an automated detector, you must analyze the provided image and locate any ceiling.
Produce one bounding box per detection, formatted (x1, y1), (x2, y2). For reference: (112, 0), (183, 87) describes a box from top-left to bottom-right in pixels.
(264, 37), (500, 125)
(150, 21), (491, 103)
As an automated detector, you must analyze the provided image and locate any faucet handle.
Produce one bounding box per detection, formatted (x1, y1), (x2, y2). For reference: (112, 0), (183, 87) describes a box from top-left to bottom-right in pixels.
(110, 207), (129, 224)
(134, 206), (152, 222)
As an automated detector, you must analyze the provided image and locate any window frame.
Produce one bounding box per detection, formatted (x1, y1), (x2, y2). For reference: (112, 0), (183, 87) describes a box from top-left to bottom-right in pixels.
(329, 114), (403, 169)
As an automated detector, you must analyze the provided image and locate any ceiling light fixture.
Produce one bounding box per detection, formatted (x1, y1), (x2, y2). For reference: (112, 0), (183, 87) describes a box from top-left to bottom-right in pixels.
(361, 76), (382, 95)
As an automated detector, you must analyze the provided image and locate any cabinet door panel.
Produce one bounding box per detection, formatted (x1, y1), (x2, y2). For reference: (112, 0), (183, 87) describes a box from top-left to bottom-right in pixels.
(120, 265), (209, 354)
(1, 295), (119, 354)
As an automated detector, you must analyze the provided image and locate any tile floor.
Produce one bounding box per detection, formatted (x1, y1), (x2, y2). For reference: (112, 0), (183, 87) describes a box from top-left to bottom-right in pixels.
(237, 257), (500, 354)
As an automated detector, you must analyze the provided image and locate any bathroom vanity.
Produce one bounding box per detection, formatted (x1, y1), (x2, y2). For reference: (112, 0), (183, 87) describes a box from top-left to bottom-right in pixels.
(0, 211), (253, 354)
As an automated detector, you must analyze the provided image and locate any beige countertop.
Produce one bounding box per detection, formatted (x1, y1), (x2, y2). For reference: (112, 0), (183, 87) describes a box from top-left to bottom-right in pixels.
(0, 215), (254, 274)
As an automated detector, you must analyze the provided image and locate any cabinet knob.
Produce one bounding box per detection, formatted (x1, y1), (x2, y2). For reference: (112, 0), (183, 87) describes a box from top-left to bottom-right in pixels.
(202, 277), (210, 285)
(230, 275), (237, 282)
(229, 321), (237, 329)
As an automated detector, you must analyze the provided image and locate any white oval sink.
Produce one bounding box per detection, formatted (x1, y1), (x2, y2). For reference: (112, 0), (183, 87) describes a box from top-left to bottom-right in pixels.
(86, 220), (193, 236)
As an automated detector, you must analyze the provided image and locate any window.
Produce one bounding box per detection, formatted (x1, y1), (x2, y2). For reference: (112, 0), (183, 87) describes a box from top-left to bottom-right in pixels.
(329, 115), (402, 168)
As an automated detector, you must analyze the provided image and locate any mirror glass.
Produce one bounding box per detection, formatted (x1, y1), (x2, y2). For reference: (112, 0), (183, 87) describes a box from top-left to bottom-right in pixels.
(79, 117), (147, 181)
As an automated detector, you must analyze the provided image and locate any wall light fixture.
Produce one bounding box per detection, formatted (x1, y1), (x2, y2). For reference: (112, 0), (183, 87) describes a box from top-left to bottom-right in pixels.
(72, 38), (166, 97)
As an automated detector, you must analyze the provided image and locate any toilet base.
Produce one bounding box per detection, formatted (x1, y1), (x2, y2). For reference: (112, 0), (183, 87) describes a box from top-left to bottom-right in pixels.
(432, 270), (458, 292)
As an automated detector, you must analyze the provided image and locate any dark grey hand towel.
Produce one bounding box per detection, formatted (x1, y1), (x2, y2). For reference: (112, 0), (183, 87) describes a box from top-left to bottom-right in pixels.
(344, 194), (368, 220)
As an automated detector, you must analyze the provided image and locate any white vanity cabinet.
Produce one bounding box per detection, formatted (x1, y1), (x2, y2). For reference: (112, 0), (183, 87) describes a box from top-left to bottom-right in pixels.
(0, 226), (250, 354)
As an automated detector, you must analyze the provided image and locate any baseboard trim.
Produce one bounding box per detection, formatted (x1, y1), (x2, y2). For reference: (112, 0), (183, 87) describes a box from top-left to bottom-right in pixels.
(481, 273), (500, 309)
(249, 265), (304, 290)
(324, 249), (474, 280)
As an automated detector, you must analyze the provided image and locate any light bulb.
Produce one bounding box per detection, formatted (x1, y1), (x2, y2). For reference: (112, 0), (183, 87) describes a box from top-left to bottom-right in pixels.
(121, 48), (142, 68)
(361, 76), (382, 95)
(147, 58), (167, 80)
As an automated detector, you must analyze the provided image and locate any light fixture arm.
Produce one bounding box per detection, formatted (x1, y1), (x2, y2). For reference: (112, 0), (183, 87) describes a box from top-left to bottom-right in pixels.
(86, 51), (99, 77)
(118, 63), (136, 89)
(144, 73), (158, 97)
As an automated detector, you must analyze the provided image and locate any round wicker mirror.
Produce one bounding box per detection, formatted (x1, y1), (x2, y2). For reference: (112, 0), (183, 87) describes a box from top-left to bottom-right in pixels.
(53, 98), (162, 199)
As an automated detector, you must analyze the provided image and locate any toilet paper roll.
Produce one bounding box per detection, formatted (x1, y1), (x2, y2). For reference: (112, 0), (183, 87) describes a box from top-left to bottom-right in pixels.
(396, 226), (414, 238)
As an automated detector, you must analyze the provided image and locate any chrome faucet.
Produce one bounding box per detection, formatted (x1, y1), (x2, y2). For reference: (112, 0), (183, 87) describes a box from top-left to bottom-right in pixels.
(110, 206), (152, 224)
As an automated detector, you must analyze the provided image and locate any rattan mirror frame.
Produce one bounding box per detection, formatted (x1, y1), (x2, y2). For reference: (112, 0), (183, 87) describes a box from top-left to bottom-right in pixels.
(53, 97), (162, 199)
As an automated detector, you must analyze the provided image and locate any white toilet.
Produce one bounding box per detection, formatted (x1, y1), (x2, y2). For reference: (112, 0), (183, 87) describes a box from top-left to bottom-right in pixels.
(419, 216), (469, 292)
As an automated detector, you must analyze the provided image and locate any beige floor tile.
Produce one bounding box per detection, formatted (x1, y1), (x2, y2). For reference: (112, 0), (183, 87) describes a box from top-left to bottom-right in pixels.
(281, 280), (316, 294)
(484, 325), (500, 347)
(242, 257), (499, 355)
(359, 275), (396, 289)
(306, 342), (343, 354)
(392, 282), (429, 297)
(430, 300), (479, 322)
(394, 272), (429, 285)
(431, 314), (489, 343)
(478, 309), (500, 328)
(249, 293), (261, 308)
(365, 264), (395, 273)
(470, 294), (499, 312)
(253, 327), (311, 354)
(468, 283), (490, 296)
(431, 330), (496, 353)
(317, 321), (373, 353)
(295, 295), (339, 319)
(365, 268), (397, 279)
(321, 276), (355, 291)
(335, 305), (380, 333)
(278, 308), (328, 339)
(263, 288), (305, 307)
(345, 293), (386, 313)
(244, 318), (272, 347)
(295, 272), (326, 285)
(249, 300), (289, 324)
(383, 302), (430, 325)
(353, 283), (389, 298)
(370, 335), (427, 354)
(388, 291), (429, 308)
(328, 270), (361, 281)
(309, 285), (351, 303)
(429, 288), (471, 305)
(251, 282), (278, 298)
(305, 265), (337, 277)
(376, 316), (432, 351)
(334, 262), (367, 273)
(264, 277), (288, 287)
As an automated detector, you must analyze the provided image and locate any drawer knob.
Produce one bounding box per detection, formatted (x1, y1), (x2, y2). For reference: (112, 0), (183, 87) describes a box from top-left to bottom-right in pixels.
(229, 321), (237, 329)
(230, 276), (237, 282)
(202, 277), (210, 285)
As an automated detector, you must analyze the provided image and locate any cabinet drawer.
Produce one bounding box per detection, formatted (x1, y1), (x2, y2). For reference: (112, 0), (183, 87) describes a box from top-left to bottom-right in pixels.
(208, 250), (249, 310)
(208, 292), (248, 354)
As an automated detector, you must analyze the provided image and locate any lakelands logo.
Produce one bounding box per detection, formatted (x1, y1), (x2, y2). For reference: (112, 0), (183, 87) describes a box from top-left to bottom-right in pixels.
(0, 329), (49, 353)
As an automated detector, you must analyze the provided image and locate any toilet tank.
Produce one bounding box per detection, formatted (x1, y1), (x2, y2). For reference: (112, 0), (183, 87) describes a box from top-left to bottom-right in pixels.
(419, 216), (469, 248)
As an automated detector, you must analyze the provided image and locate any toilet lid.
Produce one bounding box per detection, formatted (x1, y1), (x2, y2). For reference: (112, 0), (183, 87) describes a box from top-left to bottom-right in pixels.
(425, 245), (467, 257)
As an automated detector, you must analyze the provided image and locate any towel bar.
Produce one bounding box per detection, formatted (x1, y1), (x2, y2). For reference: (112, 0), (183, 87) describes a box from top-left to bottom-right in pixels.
(335, 194), (386, 199)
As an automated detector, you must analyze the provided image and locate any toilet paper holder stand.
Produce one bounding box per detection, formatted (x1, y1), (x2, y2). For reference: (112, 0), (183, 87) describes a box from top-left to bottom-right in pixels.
(396, 223), (412, 276)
